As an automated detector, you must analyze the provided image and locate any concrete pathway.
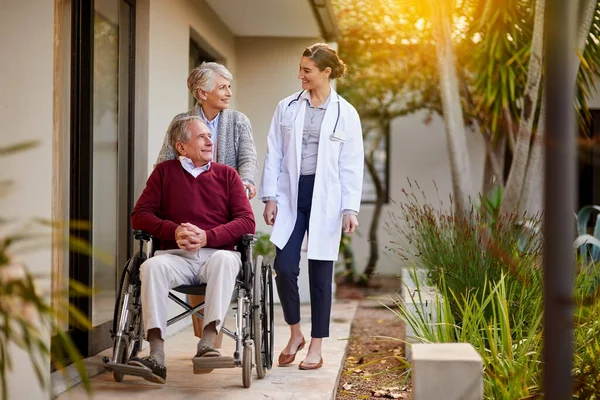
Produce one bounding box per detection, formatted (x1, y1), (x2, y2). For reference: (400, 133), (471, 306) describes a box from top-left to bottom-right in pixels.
(55, 300), (358, 400)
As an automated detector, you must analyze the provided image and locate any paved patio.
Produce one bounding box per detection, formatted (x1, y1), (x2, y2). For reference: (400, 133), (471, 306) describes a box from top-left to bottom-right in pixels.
(54, 300), (358, 400)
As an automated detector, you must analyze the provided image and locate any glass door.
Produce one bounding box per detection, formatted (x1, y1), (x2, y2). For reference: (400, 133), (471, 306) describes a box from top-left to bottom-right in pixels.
(68, 0), (135, 357)
(578, 109), (600, 209)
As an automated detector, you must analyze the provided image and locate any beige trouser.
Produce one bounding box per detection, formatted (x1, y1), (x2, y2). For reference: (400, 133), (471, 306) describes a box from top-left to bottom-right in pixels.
(140, 248), (241, 339)
(189, 294), (224, 346)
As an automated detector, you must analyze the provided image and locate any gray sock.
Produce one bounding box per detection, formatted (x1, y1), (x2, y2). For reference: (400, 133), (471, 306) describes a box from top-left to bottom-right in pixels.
(147, 328), (165, 366)
(198, 322), (217, 349)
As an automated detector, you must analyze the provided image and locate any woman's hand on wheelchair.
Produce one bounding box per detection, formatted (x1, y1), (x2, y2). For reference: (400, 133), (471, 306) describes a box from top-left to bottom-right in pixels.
(175, 223), (207, 251)
(244, 183), (257, 199)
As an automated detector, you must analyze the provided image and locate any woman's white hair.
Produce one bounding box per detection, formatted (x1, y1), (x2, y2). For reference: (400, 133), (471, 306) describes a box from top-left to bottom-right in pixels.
(187, 62), (233, 102)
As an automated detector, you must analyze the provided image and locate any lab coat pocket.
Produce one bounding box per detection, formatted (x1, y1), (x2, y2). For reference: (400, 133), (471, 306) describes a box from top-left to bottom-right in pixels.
(280, 122), (294, 135)
(280, 121), (292, 130)
(329, 130), (347, 143)
(279, 123), (293, 148)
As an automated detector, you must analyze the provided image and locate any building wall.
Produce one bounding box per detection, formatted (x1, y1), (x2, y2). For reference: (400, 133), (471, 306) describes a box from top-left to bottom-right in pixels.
(350, 112), (486, 276)
(0, 1), (54, 398)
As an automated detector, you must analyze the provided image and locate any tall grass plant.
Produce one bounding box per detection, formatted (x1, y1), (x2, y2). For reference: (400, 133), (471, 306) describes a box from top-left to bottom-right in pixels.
(390, 184), (600, 398)
(392, 270), (543, 399)
(389, 182), (543, 331)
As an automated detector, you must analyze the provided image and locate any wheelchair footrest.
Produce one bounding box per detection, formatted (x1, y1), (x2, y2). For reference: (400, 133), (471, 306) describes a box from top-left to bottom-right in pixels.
(104, 361), (155, 379)
(192, 355), (236, 370)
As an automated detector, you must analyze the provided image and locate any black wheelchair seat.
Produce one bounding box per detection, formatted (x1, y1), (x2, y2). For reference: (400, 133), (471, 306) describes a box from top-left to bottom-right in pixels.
(171, 284), (207, 296)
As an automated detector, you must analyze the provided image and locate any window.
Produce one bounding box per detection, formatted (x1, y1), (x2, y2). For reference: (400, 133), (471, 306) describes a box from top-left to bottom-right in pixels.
(189, 39), (216, 109)
(67, 0), (135, 357)
(578, 109), (600, 209)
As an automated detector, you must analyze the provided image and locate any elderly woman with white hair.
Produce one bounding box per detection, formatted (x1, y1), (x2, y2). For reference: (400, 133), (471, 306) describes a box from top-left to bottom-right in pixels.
(155, 61), (258, 348)
(156, 61), (259, 197)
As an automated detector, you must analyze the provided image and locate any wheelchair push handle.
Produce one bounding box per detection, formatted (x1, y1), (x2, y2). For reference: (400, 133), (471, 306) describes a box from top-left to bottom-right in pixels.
(132, 230), (152, 255)
(133, 230), (152, 242)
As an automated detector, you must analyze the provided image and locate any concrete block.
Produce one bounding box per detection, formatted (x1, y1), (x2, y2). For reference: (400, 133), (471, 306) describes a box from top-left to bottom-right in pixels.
(411, 343), (483, 400)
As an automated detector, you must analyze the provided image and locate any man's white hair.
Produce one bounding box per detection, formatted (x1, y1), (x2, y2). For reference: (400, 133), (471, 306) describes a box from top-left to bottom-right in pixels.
(168, 115), (207, 152)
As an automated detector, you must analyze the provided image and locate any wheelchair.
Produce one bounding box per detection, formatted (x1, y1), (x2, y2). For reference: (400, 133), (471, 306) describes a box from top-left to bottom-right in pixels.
(102, 230), (275, 388)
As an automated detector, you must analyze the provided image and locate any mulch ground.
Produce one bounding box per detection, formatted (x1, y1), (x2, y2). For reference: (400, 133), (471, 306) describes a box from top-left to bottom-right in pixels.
(335, 275), (412, 400)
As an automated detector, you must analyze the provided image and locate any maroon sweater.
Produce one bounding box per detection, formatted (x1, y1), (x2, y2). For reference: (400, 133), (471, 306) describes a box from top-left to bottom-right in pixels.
(131, 160), (256, 251)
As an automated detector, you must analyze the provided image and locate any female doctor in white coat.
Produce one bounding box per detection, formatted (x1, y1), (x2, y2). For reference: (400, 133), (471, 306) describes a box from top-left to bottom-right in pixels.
(259, 43), (364, 370)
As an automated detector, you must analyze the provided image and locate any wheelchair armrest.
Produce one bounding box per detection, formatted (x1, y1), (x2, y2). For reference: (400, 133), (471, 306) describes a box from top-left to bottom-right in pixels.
(241, 234), (256, 246)
(133, 230), (152, 242)
(237, 234), (256, 256)
(237, 234), (257, 287)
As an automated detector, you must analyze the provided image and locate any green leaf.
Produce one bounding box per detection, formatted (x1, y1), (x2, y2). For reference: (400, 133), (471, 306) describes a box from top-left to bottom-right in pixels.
(0, 140), (40, 156)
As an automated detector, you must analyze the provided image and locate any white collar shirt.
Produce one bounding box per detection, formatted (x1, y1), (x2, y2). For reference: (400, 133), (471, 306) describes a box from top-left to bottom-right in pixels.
(179, 156), (211, 178)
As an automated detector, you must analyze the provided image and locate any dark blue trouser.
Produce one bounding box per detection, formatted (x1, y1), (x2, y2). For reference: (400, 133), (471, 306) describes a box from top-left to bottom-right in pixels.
(274, 174), (334, 338)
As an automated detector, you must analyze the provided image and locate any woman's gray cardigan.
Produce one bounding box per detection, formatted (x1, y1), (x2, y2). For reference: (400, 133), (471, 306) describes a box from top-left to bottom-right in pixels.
(155, 104), (259, 185)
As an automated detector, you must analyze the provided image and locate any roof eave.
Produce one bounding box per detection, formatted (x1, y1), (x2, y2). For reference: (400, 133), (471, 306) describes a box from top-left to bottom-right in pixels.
(308, 0), (339, 42)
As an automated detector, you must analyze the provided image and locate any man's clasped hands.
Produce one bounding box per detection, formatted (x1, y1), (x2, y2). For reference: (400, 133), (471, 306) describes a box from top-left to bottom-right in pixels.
(175, 222), (207, 251)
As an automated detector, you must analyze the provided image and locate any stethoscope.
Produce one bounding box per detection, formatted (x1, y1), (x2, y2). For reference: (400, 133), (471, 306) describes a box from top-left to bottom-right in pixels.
(285, 90), (342, 140)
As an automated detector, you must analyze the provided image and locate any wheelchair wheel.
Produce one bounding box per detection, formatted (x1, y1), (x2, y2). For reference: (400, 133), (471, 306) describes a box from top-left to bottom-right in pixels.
(111, 252), (145, 381)
(252, 256), (265, 378)
(242, 340), (253, 388)
(263, 262), (275, 370)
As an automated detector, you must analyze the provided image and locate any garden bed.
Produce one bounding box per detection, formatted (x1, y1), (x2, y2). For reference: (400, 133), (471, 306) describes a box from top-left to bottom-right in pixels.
(335, 275), (412, 400)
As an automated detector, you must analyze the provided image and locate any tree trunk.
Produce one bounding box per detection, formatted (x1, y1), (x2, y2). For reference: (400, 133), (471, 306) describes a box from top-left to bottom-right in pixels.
(520, 103), (546, 215)
(519, 0), (597, 214)
(360, 189), (385, 286)
(429, 0), (472, 219)
(575, 0), (598, 48)
(360, 122), (388, 285)
(483, 135), (507, 195)
(482, 153), (496, 196)
(500, 0), (545, 215)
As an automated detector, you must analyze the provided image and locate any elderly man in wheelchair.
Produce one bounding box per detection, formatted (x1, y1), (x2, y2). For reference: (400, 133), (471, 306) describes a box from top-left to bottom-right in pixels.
(103, 115), (273, 388)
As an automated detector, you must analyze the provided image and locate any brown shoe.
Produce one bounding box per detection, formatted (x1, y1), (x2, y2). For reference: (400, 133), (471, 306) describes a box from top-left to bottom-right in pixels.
(278, 337), (306, 366)
(298, 356), (323, 370)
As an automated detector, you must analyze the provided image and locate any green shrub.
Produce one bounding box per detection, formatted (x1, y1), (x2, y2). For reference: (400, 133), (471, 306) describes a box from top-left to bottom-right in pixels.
(389, 184), (600, 397)
(572, 262), (600, 399)
(572, 307), (600, 399)
(390, 183), (543, 330)
(393, 270), (543, 399)
(395, 264), (600, 399)
(253, 231), (276, 265)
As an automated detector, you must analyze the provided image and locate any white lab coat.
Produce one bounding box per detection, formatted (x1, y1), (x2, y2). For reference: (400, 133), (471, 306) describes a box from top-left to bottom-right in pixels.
(259, 88), (364, 261)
